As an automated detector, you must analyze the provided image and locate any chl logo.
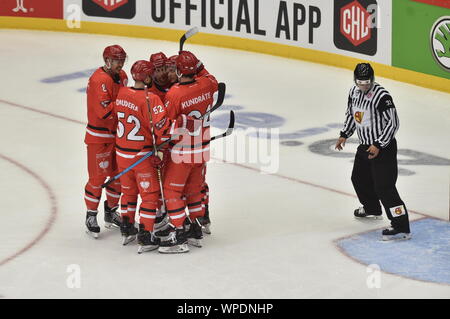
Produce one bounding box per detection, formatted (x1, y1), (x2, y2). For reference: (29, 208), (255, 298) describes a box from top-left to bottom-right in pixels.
(82, 0), (135, 19)
(340, 1), (371, 46)
(334, 0), (378, 56)
(93, 0), (128, 12)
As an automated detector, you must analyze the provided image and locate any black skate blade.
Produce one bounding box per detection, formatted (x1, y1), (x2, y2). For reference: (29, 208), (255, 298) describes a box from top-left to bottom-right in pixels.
(188, 238), (203, 248)
(137, 245), (159, 254)
(354, 215), (383, 220)
(158, 244), (189, 254)
(86, 230), (99, 239)
(122, 235), (136, 246)
(104, 222), (120, 229)
(382, 233), (412, 242)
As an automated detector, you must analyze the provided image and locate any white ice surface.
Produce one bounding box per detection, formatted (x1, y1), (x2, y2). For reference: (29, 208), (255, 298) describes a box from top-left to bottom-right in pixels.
(0, 30), (449, 298)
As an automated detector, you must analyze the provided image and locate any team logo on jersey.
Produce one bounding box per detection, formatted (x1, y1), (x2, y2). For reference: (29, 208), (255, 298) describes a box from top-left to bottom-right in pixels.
(390, 205), (406, 217)
(99, 160), (109, 170)
(139, 181), (150, 189)
(430, 16), (450, 72)
(101, 100), (111, 108)
(354, 111), (364, 123)
(333, 0), (378, 56)
(82, 0), (136, 19)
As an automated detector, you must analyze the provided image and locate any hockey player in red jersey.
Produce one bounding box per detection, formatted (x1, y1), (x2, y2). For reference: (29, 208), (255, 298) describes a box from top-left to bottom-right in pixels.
(157, 51), (218, 253)
(175, 50), (216, 234)
(84, 45), (128, 238)
(113, 60), (172, 252)
(148, 52), (171, 101)
(167, 55), (178, 86)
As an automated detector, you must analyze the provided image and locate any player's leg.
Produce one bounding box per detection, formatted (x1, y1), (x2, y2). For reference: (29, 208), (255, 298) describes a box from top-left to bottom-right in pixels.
(153, 165), (170, 234)
(84, 143), (110, 238)
(117, 166), (139, 245)
(158, 160), (190, 254)
(136, 165), (161, 253)
(372, 139), (411, 240)
(184, 164), (206, 247)
(351, 145), (383, 219)
(104, 149), (121, 228)
(198, 164), (211, 234)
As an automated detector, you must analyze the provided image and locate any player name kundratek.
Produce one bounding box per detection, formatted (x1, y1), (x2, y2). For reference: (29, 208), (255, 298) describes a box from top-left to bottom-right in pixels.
(181, 92), (211, 109)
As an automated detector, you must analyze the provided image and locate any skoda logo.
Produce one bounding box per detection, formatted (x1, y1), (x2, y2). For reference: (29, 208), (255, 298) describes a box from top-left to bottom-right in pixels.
(430, 16), (450, 72)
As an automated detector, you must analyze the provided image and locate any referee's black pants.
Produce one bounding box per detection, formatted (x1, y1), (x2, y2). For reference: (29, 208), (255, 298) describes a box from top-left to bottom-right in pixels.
(351, 139), (410, 232)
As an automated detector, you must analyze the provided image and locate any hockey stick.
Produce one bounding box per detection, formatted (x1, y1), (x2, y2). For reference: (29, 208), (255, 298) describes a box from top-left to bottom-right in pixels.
(144, 85), (168, 216)
(102, 82), (226, 188)
(180, 27), (199, 52)
(210, 110), (235, 141)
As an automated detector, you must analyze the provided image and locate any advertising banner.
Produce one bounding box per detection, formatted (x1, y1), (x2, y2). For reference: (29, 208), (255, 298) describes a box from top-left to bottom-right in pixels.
(63, 0), (392, 65)
(0, 0), (63, 19)
(412, 0), (450, 9)
(393, 0), (450, 78)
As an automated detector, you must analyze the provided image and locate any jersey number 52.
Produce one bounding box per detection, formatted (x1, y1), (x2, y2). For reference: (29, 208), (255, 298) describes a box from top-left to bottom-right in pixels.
(116, 112), (144, 141)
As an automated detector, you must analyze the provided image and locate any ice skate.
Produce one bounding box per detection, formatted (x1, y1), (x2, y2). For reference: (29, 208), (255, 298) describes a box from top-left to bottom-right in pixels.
(12, 7), (20, 12)
(382, 227), (411, 241)
(137, 225), (160, 254)
(198, 205), (211, 235)
(186, 218), (203, 248)
(85, 210), (100, 239)
(354, 207), (382, 220)
(158, 226), (189, 254)
(153, 212), (170, 234)
(104, 200), (121, 229)
(120, 216), (138, 245)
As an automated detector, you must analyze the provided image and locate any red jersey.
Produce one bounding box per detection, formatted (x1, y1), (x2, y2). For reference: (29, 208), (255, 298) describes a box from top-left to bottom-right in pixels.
(197, 67), (212, 78)
(85, 67), (128, 144)
(149, 82), (169, 102)
(114, 87), (170, 160)
(164, 75), (218, 163)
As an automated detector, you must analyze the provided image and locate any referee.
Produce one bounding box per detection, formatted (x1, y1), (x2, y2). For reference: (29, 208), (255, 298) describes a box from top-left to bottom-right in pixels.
(335, 63), (411, 241)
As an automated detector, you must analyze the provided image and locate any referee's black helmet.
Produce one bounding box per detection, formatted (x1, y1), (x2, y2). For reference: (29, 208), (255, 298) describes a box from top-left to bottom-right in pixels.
(354, 63), (374, 82)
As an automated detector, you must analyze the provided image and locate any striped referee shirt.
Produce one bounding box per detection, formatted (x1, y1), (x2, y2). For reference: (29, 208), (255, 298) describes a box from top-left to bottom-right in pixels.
(340, 82), (399, 148)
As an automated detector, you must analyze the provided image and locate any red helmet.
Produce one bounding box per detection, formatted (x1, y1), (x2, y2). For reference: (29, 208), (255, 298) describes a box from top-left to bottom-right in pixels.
(179, 51), (203, 74)
(149, 52), (168, 68)
(176, 51), (197, 75)
(103, 45), (127, 62)
(131, 60), (154, 82)
(167, 55), (178, 67)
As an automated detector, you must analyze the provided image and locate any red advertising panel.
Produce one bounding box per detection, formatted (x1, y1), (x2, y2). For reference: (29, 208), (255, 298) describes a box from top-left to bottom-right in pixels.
(0, 0), (63, 19)
(412, 0), (450, 9)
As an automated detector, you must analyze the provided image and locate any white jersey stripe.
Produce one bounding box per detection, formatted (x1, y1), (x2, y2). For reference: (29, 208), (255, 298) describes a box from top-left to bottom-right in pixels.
(86, 128), (114, 138)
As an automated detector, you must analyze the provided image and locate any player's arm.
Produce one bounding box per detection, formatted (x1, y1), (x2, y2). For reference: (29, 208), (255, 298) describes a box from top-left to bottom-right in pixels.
(90, 78), (115, 120)
(150, 94), (171, 142)
(120, 70), (129, 86)
(340, 87), (356, 139)
(374, 94), (399, 149)
(163, 90), (179, 120)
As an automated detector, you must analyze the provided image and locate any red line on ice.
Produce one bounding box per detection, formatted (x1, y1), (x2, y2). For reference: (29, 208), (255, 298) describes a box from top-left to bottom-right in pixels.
(0, 153), (58, 267)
